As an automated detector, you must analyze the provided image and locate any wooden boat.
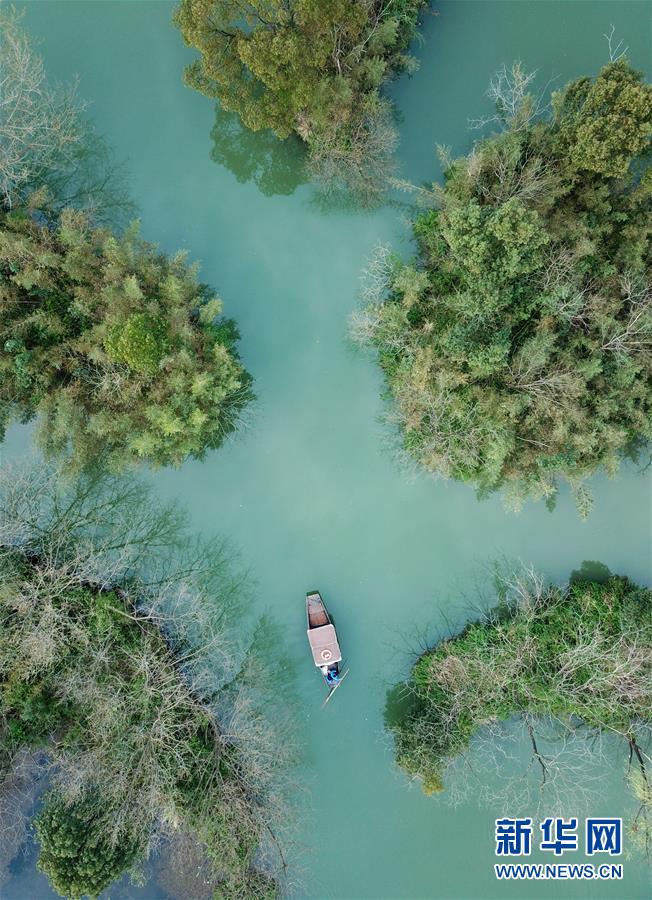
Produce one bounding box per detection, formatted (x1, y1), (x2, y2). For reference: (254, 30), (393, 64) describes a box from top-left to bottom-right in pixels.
(306, 590), (348, 702)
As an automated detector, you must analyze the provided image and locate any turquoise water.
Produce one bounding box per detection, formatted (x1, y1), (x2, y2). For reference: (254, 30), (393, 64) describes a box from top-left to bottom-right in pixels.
(3, 1), (652, 897)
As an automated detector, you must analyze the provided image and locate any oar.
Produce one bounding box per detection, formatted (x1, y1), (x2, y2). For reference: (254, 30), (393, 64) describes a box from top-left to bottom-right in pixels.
(321, 668), (349, 708)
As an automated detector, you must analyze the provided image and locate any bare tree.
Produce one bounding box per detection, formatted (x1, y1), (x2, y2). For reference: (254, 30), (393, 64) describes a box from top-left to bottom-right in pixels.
(0, 462), (297, 895)
(601, 274), (652, 356)
(0, 7), (132, 223)
(445, 717), (623, 824)
(604, 25), (628, 64)
(469, 62), (557, 132)
(308, 99), (398, 207)
(0, 8), (86, 208)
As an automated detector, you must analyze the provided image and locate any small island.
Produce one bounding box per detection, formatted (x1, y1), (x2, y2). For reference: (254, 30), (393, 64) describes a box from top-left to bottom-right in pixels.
(355, 60), (652, 513)
(389, 569), (651, 852)
(0, 9), (252, 476)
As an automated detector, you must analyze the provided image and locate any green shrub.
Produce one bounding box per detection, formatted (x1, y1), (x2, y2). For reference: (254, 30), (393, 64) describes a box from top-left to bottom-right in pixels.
(104, 313), (170, 375)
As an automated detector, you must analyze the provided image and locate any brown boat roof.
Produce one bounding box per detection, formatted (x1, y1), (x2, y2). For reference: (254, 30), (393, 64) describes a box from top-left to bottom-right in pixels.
(307, 624), (342, 667)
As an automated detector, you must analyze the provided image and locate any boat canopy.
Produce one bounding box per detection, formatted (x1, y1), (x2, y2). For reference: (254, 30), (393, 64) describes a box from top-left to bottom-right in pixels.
(307, 624), (342, 667)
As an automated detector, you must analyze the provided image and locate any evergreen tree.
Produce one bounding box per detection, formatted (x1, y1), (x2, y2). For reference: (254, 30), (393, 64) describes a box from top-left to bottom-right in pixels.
(35, 793), (142, 900)
(0, 209), (252, 473)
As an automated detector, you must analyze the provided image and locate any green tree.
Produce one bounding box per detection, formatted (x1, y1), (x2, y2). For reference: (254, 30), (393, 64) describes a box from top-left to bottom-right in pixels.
(35, 793), (142, 900)
(175, 0), (425, 203)
(0, 209), (252, 473)
(556, 59), (652, 177)
(355, 60), (652, 512)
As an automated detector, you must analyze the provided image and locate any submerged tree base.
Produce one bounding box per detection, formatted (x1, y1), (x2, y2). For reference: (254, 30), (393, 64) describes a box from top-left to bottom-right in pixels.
(389, 568), (651, 851)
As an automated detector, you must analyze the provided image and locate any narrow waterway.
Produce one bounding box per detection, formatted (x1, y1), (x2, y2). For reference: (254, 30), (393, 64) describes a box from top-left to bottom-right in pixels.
(4, 2), (651, 897)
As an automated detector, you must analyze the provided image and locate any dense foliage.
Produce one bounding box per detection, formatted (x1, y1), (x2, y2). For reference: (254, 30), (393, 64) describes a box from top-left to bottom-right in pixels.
(0, 467), (289, 898)
(355, 61), (652, 512)
(390, 572), (651, 799)
(35, 793), (143, 900)
(175, 0), (425, 202)
(0, 208), (252, 473)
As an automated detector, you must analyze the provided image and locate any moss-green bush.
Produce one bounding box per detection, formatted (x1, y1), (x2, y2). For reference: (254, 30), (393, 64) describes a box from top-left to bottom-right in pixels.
(35, 793), (143, 900)
(104, 313), (170, 375)
(391, 574), (651, 793)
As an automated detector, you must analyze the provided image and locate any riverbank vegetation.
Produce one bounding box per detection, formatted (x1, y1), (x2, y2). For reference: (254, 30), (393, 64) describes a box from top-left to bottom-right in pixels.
(0, 465), (291, 898)
(174, 0), (426, 203)
(389, 568), (651, 850)
(354, 60), (652, 513)
(0, 9), (252, 474)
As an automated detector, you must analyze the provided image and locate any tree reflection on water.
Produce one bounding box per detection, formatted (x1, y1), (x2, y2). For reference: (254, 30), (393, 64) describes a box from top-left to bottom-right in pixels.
(210, 105), (307, 197)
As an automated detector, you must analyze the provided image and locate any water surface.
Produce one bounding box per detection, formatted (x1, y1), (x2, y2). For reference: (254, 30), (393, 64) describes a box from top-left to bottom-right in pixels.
(4, 2), (651, 897)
